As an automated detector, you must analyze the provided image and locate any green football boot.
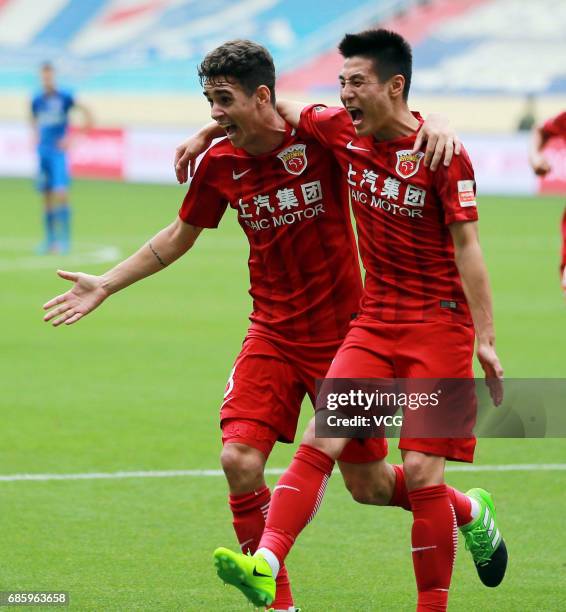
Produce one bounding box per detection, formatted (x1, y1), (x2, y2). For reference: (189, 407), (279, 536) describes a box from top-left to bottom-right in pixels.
(213, 547), (275, 607)
(461, 488), (508, 587)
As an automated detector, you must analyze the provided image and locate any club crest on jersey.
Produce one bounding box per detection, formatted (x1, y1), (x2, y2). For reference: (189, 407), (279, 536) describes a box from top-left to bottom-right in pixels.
(277, 144), (307, 176)
(395, 150), (424, 179)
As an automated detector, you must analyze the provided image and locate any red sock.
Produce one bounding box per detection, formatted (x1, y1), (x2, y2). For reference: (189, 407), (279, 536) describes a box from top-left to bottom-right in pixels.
(408, 484), (457, 612)
(447, 487), (473, 526)
(229, 486), (293, 609)
(389, 466), (473, 526)
(258, 444), (335, 566)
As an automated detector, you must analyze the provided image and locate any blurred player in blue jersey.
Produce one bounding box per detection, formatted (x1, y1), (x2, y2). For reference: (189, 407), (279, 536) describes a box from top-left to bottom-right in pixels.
(31, 62), (92, 254)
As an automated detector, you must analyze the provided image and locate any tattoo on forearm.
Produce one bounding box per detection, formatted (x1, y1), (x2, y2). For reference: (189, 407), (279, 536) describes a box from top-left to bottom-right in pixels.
(149, 241), (166, 267)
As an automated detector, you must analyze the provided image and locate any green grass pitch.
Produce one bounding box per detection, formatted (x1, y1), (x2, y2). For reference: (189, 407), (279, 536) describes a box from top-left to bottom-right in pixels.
(1, 177), (565, 611)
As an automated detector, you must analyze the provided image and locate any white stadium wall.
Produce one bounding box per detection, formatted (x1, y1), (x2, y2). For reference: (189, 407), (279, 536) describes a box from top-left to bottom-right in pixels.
(2, 122), (566, 196)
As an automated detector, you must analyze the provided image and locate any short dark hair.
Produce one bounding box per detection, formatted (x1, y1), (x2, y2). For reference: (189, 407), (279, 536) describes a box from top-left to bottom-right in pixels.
(40, 61), (54, 71)
(338, 29), (412, 100)
(198, 40), (276, 105)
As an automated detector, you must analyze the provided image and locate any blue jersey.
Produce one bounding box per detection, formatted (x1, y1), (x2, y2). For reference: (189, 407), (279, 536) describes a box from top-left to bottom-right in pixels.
(31, 90), (75, 153)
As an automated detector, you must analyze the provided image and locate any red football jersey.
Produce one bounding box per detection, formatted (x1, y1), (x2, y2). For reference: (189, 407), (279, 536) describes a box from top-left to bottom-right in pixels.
(562, 209), (566, 273)
(179, 123), (362, 342)
(541, 112), (566, 272)
(542, 111), (566, 139)
(299, 105), (478, 325)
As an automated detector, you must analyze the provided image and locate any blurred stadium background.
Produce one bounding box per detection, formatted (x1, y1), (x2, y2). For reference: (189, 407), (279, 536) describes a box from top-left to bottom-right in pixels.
(1, 0), (566, 187)
(1, 1), (565, 610)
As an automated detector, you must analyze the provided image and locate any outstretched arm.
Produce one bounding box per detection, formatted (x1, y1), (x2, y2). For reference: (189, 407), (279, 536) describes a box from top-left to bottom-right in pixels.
(175, 122), (223, 183)
(450, 221), (504, 405)
(529, 123), (551, 176)
(43, 218), (202, 326)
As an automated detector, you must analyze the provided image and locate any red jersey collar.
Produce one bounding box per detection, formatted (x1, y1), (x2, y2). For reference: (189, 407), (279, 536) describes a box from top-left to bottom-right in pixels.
(233, 122), (296, 159)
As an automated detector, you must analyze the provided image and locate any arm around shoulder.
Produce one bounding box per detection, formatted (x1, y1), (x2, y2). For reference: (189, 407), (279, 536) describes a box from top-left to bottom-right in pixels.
(175, 122), (224, 183)
(276, 100), (307, 128)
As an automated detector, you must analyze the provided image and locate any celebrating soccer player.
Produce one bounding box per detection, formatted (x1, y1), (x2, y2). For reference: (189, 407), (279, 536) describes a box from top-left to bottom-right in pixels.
(529, 110), (566, 295)
(45, 40), (470, 612)
(31, 62), (92, 254)
(208, 30), (507, 612)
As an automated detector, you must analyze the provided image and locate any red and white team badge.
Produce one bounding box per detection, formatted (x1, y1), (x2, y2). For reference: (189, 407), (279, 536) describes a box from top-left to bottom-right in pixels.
(457, 180), (477, 207)
(395, 150), (424, 179)
(277, 144), (307, 176)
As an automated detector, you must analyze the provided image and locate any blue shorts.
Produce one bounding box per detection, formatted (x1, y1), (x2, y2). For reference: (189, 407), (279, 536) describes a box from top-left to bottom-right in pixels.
(37, 150), (70, 192)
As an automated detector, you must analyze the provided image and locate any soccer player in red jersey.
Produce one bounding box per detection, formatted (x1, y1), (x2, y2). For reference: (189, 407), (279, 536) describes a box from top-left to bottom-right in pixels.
(212, 31), (506, 611)
(43, 40), (460, 612)
(530, 110), (566, 295)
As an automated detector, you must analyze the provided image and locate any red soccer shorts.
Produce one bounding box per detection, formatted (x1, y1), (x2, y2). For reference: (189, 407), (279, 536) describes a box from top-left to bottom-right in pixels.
(221, 418), (280, 458)
(325, 317), (476, 462)
(220, 327), (386, 462)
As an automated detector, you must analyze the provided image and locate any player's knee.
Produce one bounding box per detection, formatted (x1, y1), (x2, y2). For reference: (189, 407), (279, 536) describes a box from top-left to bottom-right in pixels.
(220, 443), (265, 489)
(344, 477), (376, 505)
(342, 469), (391, 506)
(300, 419), (318, 447)
(300, 418), (342, 459)
(403, 452), (437, 490)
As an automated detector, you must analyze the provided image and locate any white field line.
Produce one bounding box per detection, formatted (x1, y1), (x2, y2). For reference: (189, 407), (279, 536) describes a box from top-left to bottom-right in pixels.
(1, 464), (565, 483)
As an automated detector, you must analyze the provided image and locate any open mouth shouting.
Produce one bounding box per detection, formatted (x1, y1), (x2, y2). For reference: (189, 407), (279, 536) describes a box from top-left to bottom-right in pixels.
(219, 123), (238, 137)
(346, 107), (364, 127)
